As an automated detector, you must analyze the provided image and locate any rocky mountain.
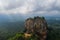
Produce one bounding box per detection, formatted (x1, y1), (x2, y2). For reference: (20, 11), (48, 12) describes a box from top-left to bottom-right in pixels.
(8, 16), (60, 40)
(24, 16), (48, 40)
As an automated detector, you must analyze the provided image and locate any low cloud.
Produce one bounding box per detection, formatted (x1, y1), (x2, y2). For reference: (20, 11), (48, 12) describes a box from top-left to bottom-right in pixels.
(0, 0), (60, 16)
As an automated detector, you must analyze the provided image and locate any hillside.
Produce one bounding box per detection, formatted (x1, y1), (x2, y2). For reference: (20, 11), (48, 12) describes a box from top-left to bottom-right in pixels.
(0, 16), (59, 40)
(8, 16), (55, 40)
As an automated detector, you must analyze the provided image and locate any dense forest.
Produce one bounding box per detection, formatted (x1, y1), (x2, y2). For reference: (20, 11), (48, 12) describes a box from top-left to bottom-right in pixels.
(0, 17), (60, 40)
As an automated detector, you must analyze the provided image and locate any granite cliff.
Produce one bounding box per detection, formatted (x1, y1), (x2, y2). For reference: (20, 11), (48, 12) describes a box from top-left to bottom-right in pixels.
(24, 16), (48, 40)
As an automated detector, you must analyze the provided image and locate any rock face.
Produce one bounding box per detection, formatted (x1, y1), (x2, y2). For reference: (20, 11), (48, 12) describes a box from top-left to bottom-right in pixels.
(24, 16), (48, 40)
(25, 18), (34, 33)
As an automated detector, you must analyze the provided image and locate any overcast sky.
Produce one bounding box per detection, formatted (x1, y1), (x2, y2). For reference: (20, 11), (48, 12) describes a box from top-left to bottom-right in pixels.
(0, 0), (60, 16)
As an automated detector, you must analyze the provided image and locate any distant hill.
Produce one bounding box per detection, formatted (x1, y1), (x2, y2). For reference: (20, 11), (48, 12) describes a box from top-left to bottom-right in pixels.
(0, 14), (24, 23)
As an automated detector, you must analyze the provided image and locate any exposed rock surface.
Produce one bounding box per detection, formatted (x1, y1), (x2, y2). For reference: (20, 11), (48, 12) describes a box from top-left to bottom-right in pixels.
(24, 16), (48, 40)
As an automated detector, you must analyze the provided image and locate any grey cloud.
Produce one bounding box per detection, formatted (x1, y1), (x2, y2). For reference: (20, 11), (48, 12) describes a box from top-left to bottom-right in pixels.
(0, 0), (60, 16)
(0, 0), (25, 10)
(0, 0), (60, 10)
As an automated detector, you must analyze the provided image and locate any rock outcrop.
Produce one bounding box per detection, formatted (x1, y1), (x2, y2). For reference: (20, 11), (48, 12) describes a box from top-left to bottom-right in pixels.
(24, 16), (48, 40)
(25, 18), (34, 34)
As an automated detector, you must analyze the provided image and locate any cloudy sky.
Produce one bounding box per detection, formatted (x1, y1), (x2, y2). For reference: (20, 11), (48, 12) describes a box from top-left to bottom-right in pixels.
(0, 0), (60, 17)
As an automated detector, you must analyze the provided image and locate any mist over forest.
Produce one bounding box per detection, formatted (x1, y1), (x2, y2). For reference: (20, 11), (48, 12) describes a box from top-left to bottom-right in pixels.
(0, 15), (59, 40)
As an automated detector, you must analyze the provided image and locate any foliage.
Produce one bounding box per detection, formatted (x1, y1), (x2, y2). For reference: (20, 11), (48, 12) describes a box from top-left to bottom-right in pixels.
(0, 18), (60, 40)
(8, 32), (24, 40)
(8, 33), (38, 40)
(8, 28), (60, 40)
